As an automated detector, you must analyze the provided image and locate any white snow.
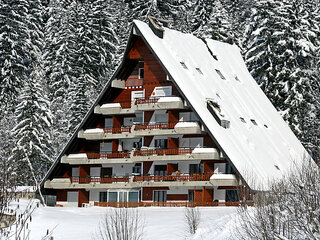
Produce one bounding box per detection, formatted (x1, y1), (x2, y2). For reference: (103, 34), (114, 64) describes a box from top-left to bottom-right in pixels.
(83, 128), (104, 134)
(157, 96), (181, 102)
(133, 20), (309, 191)
(175, 122), (199, 128)
(67, 153), (87, 159)
(100, 102), (121, 108)
(210, 174), (236, 180)
(7, 200), (239, 240)
(192, 147), (218, 153)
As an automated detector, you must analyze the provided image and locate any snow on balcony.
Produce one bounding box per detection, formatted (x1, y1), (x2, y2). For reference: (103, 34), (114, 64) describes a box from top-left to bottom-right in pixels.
(83, 128), (104, 139)
(192, 147), (218, 154)
(157, 96), (181, 103)
(209, 174), (238, 186)
(174, 122), (199, 128)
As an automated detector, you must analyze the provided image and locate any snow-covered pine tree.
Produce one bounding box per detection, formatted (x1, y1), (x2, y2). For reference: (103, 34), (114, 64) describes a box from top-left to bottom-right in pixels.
(244, 0), (320, 158)
(0, 0), (40, 114)
(10, 67), (53, 185)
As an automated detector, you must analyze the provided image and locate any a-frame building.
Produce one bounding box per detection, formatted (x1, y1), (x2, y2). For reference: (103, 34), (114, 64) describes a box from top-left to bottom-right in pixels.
(41, 18), (308, 207)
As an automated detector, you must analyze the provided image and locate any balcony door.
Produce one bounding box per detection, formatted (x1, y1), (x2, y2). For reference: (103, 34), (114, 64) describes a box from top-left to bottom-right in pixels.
(67, 191), (79, 207)
(154, 165), (167, 176)
(101, 167), (113, 178)
(153, 190), (167, 202)
(100, 142), (112, 153)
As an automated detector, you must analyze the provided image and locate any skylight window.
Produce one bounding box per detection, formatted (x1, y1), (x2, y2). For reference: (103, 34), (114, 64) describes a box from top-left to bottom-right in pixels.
(235, 76), (240, 82)
(180, 62), (188, 69)
(195, 68), (203, 75)
(216, 93), (221, 99)
(215, 69), (226, 80)
(264, 124), (268, 128)
(251, 119), (258, 125)
(240, 117), (246, 123)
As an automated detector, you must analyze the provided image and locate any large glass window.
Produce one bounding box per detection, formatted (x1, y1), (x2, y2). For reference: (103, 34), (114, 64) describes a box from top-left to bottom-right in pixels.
(226, 190), (239, 202)
(108, 192), (118, 202)
(153, 190), (167, 202)
(154, 139), (167, 149)
(99, 192), (108, 202)
(154, 165), (167, 176)
(129, 192), (139, 202)
(105, 118), (113, 128)
(119, 192), (128, 202)
(189, 164), (203, 175)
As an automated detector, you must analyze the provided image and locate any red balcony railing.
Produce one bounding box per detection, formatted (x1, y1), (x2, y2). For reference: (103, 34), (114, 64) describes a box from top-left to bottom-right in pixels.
(133, 173), (213, 182)
(86, 151), (130, 159)
(104, 126), (131, 134)
(70, 176), (130, 184)
(134, 122), (176, 131)
(135, 97), (159, 105)
(133, 148), (194, 156)
(94, 201), (222, 207)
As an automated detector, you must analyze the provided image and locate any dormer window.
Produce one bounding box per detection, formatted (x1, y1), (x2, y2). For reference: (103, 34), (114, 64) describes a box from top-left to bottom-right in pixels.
(180, 62), (188, 69)
(215, 69), (226, 80)
(240, 117), (246, 123)
(251, 119), (257, 125)
(195, 68), (203, 75)
(138, 68), (144, 79)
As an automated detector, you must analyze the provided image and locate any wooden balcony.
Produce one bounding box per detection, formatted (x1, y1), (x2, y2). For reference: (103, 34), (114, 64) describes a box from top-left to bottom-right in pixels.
(134, 122), (175, 131)
(133, 96), (185, 111)
(87, 151), (131, 159)
(132, 147), (219, 161)
(71, 176), (130, 184)
(133, 172), (213, 182)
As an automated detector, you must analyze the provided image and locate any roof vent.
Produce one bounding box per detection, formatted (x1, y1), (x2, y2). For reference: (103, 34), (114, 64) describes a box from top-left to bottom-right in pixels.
(148, 16), (169, 38)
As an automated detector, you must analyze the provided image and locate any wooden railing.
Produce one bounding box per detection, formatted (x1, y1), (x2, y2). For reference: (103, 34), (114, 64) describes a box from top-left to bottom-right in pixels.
(93, 201), (245, 208)
(86, 151), (130, 159)
(71, 176), (130, 184)
(133, 148), (193, 156)
(104, 126), (131, 134)
(135, 97), (159, 105)
(133, 173), (213, 182)
(134, 122), (176, 130)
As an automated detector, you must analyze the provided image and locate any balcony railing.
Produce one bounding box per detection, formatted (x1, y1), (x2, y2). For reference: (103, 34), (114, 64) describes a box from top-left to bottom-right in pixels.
(133, 147), (194, 156)
(134, 122), (176, 130)
(104, 126), (132, 134)
(133, 172), (214, 182)
(71, 176), (130, 184)
(86, 151), (130, 159)
(135, 97), (159, 105)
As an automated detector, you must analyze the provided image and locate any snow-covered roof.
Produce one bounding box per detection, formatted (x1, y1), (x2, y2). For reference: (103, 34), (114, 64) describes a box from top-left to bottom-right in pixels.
(133, 20), (309, 190)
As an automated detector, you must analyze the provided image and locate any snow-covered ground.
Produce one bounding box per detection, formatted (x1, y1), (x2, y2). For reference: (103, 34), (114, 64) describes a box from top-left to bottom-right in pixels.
(8, 200), (240, 240)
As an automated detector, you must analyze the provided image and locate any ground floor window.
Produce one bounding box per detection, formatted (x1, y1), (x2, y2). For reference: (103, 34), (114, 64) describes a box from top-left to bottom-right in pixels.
(105, 190), (140, 202)
(99, 192), (108, 202)
(226, 190), (239, 202)
(153, 190), (167, 202)
(188, 191), (194, 202)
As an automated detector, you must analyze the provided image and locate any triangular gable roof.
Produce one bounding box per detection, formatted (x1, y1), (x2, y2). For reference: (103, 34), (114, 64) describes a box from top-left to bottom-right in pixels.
(41, 20), (309, 191)
(132, 20), (309, 190)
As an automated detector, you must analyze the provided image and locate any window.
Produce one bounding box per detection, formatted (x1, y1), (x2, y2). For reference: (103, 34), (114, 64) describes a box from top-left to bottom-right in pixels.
(132, 165), (141, 175)
(105, 118), (113, 128)
(195, 67), (203, 75)
(101, 168), (112, 178)
(154, 165), (167, 176)
(240, 117), (246, 123)
(188, 191), (194, 202)
(154, 139), (167, 149)
(226, 163), (236, 174)
(153, 190), (167, 202)
(99, 192), (108, 202)
(250, 119), (258, 125)
(235, 76), (240, 82)
(264, 124), (268, 128)
(180, 61), (188, 69)
(133, 140), (142, 150)
(189, 164), (203, 175)
(215, 69), (226, 80)
(226, 190), (239, 202)
(108, 192), (118, 202)
(129, 192), (139, 202)
(72, 167), (79, 177)
(100, 142), (112, 153)
(138, 68), (144, 79)
(119, 192), (128, 202)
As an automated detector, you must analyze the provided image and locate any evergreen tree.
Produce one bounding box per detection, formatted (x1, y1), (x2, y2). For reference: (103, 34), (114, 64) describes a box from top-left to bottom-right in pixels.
(10, 67), (53, 185)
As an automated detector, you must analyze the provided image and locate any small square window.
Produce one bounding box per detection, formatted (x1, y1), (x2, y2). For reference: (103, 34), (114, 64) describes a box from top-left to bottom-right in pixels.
(240, 117), (246, 123)
(138, 68), (144, 79)
(251, 119), (257, 125)
(180, 62), (188, 69)
(215, 69), (226, 80)
(195, 68), (203, 75)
